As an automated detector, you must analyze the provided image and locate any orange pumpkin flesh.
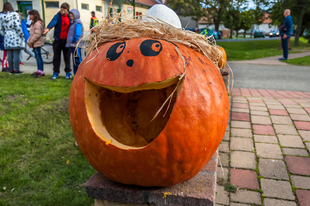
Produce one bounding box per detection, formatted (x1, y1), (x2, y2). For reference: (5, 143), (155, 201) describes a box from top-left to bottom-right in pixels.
(69, 37), (229, 187)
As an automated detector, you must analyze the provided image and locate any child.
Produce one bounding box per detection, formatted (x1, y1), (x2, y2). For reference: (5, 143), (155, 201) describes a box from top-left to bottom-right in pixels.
(27, 10), (45, 77)
(66, 9), (83, 76)
(0, 34), (8, 72)
(43, 3), (71, 79)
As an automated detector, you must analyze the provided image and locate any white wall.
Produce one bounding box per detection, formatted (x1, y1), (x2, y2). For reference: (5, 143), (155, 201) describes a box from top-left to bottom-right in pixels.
(10, 0), (42, 15)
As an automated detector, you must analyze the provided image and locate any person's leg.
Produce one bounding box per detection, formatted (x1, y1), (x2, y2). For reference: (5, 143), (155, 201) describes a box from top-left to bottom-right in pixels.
(2, 50), (7, 68)
(282, 37), (289, 59)
(62, 40), (71, 73)
(13, 50), (21, 71)
(75, 47), (82, 75)
(19, 49), (23, 63)
(7, 50), (14, 71)
(52, 40), (62, 74)
(34, 47), (44, 71)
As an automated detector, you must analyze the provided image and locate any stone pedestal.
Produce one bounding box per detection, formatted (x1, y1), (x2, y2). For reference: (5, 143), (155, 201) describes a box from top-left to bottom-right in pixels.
(85, 151), (218, 206)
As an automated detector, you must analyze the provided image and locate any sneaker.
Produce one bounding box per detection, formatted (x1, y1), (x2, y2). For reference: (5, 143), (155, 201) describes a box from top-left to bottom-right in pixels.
(9, 70), (15, 74)
(15, 71), (24, 75)
(35, 72), (45, 78)
(52, 72), (59, 79)
(65, 72), (72, 79)
(2, 68), (9, 72)
(279, 57), (287, 61)
(31, 71), (40, 76)
(19, 62), (24, 67)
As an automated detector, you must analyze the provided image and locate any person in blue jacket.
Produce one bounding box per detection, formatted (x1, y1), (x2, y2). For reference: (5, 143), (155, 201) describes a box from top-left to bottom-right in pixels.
(279, 9), (293, 61)
(66, 9), (83, 76)
(18, 12), (35, 67)
(43, 3), (72, 79)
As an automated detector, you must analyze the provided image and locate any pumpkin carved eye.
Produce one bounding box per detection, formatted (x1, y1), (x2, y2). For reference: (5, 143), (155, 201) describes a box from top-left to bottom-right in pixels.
(140, 40), (162, 56)
(106, 42), (126, 61)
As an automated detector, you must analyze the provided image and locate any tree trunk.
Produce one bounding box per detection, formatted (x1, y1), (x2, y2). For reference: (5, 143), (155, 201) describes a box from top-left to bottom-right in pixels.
(244, 31), (246, 38)
(196, 20), (199, 29)
(230, 29), (233, 39)
(236, 30), (239, 38)
(294, 6), (305, 47)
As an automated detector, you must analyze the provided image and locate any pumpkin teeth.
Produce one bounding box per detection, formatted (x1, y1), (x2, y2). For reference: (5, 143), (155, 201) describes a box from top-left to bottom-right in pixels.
(84, 78), (183, 148)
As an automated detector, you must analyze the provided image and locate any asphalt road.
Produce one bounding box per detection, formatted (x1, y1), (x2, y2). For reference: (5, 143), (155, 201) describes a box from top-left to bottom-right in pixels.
(229, 63), (310, 92)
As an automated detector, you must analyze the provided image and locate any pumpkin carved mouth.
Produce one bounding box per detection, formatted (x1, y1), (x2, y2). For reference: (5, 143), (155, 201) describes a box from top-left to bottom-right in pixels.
(85, 77), (182, 148)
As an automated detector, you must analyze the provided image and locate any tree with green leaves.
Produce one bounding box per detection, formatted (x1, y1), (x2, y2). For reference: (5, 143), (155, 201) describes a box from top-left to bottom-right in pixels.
(240, 10), (255, 38)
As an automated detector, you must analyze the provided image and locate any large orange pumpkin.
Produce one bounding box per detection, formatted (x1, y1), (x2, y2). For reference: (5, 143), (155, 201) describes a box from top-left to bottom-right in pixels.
(69, 37), (229, 187)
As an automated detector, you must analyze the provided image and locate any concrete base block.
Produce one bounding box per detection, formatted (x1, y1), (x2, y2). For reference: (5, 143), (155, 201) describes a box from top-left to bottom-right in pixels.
(85, 151), (218, 206)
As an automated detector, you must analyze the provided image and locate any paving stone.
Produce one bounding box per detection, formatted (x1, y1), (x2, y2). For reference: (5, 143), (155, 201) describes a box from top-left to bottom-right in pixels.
(254, 135), (278, 143)
(230, 151), (256, 169)
(264, 198), (296, 206)
(230, 190), (261, 205)
(222, 132), (229, 141)
(219, 141), (229, 153)
(255, 143), (283, 159)
(217, 167), (228, 182)
(285, 156), (310, 175)
(251, 115), (272, 125)
(295, 121), (310, 131)
(278, 135), (305, 148)
(267, 105), (285, 109)
(291, 175), (310, 189)
(249, 103), (266, 107)
(231, 128), (252, 138)
(306, 142), (310, 153)
(233, 103), (249, 109)
(231, 112), (250, 121)
(299, 103), (310, 107)
(218, 152), (229, 167)
(230, 203), (251, 206)
(287, 108), (308, 114)
(231, 121), (251, 129)
(215, 184), (229, 205)
(274, 125), (298, 135)
(285, 104), (302, 108)
(299, 130), (310, 141)
(250, 106), (268, 111)
(290, 114), (310, 121)
(230, 137), (254, 152)
(253, 125), (275, 135)
(269, 109), (289, 116)
(249, 99), (264, 103)
(250, 110), (269, 116)
(261, 179), (295, 200)
(305, 108), (310, 114)
(230, 169), (259, 190)
(259, 159), (289, 180)
(282, 148), (308, 156)
(296, 190), (310, 206)
(232, 108), (250, 113)
(271, 116), (293, 125)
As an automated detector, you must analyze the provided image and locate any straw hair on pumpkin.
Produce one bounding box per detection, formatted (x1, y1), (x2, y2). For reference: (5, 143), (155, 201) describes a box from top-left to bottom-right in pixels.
(80, 4), (225, 73)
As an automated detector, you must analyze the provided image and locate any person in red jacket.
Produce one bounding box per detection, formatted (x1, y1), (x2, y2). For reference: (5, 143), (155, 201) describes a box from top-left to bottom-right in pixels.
(43, 3), (72, 79)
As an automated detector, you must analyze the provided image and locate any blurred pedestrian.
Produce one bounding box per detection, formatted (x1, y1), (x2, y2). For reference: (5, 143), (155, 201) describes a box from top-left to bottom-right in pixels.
(17, 11), (29, 68)
(279, 9), (293, 61)
(90, 11), (98, 32)
(27, 10), (45, 77)
(0, 2), (24, 74)
(43, 2), (72, 79)
(66, 9), (83, 76)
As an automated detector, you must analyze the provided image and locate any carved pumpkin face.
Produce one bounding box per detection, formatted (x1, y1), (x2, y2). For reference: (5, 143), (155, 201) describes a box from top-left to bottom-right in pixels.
(69, 37), (229, 187)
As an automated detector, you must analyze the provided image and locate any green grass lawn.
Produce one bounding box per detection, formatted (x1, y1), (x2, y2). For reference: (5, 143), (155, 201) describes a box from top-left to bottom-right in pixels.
(283, 55), (310, 66)
(217, 37), (310, 61)
(0, 73), (95, 205)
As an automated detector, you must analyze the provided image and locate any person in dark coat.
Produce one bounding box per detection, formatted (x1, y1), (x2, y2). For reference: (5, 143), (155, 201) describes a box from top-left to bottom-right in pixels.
(279, 9), (293, 61)
(43, 2), (72, 79)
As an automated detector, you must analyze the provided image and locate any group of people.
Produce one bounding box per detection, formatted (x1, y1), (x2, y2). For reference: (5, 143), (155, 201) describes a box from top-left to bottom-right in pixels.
(0, 2), (90, 79)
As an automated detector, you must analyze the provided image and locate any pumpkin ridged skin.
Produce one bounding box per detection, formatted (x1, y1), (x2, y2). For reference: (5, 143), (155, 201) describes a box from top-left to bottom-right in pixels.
(69, 37), (229, 187)
(217, 46), (227, 69)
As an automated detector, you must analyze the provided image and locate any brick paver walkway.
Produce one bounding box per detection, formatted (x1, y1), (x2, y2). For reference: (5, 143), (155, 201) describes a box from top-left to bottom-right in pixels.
(216, 88), (310, 206)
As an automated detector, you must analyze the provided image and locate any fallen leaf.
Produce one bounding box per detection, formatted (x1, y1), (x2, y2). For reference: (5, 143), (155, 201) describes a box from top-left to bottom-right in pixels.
(66, 160), (70, 165)
(3, 187), (6, 191)
(11, 188), (15, 192)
